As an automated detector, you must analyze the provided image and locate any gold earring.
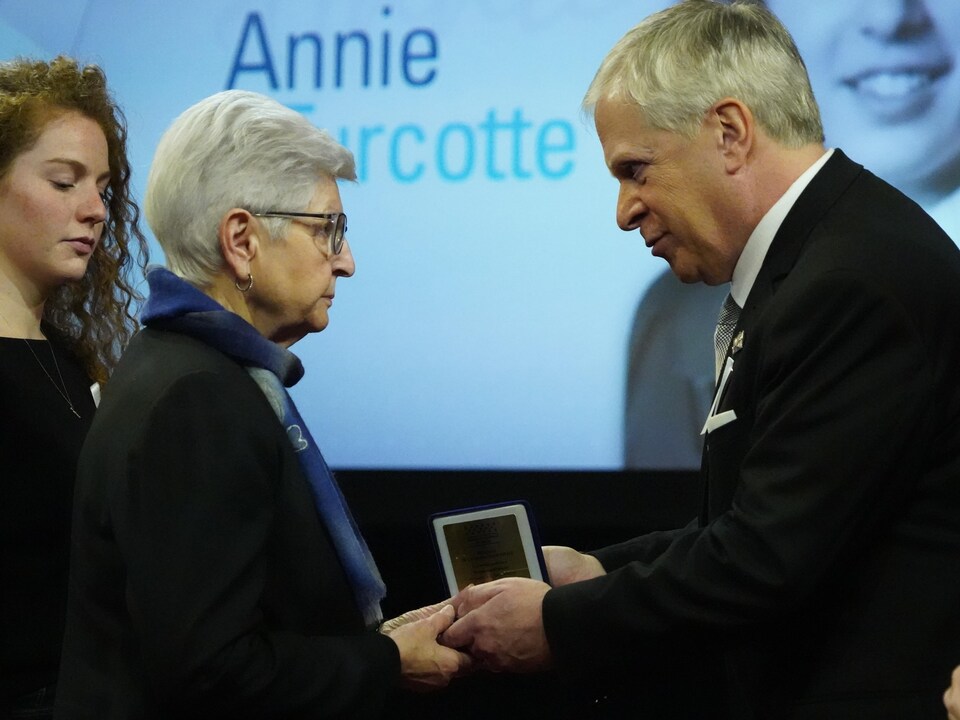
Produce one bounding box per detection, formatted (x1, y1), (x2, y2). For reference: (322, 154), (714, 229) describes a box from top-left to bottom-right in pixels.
(235, 273), (253, 292)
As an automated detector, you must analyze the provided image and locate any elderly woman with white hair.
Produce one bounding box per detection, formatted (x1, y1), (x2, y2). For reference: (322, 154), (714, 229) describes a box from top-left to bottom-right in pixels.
(55, 90), (470, 719)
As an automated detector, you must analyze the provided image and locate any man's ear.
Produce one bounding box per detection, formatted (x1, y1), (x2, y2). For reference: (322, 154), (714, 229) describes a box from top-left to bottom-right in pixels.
(218, 208), (260, 281)
(711, 98), (753, 173)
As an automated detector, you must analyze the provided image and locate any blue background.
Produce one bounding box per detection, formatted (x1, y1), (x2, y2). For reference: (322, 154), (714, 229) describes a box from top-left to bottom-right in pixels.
(3, 1), (957, 470)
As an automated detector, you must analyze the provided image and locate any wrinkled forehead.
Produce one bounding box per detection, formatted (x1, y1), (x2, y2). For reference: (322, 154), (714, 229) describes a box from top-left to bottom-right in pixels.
(595, 96), (661, 149)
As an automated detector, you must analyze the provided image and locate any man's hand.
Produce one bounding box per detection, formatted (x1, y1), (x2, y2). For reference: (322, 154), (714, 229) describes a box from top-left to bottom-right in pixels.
(543, 545), (605, 586)
(439, 577), (553, 673)
(382, 604), (474, 692)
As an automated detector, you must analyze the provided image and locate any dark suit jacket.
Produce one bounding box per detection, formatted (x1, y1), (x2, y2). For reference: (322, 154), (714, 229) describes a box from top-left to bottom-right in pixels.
(543, 151), (960, 718)
(55, 328), (399, 720)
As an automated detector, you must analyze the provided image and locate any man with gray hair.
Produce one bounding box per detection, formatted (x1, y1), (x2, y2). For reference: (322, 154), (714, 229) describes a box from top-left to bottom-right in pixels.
(441, 2), (960, 717)
(625, 0), (960, 472)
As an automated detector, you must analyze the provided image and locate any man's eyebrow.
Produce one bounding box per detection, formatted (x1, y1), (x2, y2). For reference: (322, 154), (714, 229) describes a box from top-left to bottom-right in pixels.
(609, 157), (643, 178)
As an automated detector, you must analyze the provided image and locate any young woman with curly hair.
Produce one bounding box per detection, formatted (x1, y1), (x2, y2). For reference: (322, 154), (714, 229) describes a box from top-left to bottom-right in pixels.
(0, 55), (147, 718)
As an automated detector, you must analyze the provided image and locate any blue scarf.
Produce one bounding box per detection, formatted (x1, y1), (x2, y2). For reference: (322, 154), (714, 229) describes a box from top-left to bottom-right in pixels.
(141, 266), (385, 627)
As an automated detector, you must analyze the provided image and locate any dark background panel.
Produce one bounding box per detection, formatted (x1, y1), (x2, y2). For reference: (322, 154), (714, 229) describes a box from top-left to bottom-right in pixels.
(338, 469), (703, 718)
(339, 469), (702, 614)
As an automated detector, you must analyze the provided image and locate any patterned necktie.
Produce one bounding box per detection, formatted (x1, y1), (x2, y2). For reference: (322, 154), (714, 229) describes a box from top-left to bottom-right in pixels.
(714, 293), (741, 380)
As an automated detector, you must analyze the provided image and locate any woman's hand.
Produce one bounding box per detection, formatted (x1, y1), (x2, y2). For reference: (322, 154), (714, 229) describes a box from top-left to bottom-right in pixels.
(381, 604), (474, 692)
(379, 600), (450, 634)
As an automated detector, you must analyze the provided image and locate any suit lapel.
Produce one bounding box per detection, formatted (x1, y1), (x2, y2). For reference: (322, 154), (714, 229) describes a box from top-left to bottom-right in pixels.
(742, 150), (863, 319)
(701, 151), (866, 511)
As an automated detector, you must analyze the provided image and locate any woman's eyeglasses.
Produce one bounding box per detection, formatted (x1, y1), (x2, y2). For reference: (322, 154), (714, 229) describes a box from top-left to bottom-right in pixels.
(251, 211), (347, 255)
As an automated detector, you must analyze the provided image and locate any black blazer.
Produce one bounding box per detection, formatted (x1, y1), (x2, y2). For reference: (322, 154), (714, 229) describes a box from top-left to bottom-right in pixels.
(543, 151), (960, 718)
(55, 328), (399, 719)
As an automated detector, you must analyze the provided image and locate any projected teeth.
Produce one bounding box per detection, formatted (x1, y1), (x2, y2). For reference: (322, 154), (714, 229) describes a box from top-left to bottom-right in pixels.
(854, 71), (932, 98)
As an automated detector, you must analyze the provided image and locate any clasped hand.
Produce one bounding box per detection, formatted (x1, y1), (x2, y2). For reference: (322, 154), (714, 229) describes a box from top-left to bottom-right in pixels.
(440, 576), (554, 673)
(439, 545), (606, 673)
(379, 602), (473, 692)
(382, 546), (604, 684)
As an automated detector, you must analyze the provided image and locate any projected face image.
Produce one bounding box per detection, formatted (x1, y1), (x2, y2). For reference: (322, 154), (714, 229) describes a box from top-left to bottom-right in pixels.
(766, 0), (960, 205)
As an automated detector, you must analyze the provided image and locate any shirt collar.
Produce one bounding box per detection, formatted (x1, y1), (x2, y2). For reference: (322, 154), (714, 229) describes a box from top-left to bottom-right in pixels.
(729, 148), (834, 306)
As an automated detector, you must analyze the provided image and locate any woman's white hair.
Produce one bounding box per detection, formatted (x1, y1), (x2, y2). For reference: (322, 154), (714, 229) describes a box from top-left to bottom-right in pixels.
(583, 0), (823, 148)
(144, 90), (356, 285)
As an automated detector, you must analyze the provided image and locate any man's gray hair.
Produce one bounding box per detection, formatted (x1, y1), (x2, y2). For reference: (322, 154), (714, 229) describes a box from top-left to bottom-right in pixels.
(583, 0), (823, 147)
(145, 90), (356, 285)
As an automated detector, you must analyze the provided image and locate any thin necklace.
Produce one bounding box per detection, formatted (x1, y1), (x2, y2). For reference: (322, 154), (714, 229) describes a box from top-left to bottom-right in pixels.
(22, 336), (82, 419)
(0, 305), (82, 419)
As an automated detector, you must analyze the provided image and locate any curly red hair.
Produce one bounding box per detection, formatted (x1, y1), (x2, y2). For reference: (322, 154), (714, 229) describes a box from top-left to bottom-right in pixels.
(0, 55), (148, 384)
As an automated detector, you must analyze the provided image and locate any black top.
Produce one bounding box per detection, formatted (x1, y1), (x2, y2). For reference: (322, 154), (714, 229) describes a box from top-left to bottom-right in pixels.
(56, 328), (399, 719)
(0, 335), (95, 704)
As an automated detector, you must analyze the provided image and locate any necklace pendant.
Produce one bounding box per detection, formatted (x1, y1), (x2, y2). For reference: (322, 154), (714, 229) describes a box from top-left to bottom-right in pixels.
(21, 336), (83, 419)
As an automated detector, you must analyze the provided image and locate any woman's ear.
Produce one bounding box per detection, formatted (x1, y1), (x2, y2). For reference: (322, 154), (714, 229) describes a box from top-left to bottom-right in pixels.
(217, 208), (260, 280)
